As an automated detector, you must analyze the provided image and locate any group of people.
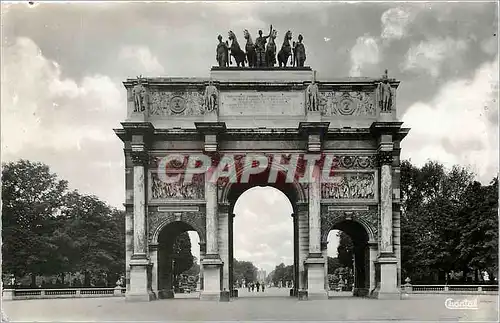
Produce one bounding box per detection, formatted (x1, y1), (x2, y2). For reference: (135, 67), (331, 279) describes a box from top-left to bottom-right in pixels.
(245, 281), (266, 292)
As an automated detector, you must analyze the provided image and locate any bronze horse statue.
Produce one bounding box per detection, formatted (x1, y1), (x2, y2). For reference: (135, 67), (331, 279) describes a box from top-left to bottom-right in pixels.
(228, 30), (246, 67)
(265, 29), (278, 67)
(278, 30), (293, 67)
(243, 29), (257, 68)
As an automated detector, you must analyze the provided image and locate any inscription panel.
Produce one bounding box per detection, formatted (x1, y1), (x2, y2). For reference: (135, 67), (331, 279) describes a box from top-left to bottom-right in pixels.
(220, 91), (304, 116)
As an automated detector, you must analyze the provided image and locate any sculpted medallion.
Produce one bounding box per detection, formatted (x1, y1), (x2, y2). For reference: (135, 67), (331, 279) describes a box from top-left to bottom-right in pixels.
(148, 91), (204, 116)
(321, 91), (375, 117)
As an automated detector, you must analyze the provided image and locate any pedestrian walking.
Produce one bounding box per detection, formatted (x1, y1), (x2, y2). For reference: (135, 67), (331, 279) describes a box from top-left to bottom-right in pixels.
(256, 281), (260, 292)
(262, 283), (265, 292)
(251, 283), (255, 292)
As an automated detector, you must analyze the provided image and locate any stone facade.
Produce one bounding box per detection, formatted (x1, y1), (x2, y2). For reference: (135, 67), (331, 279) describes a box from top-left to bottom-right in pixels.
(115, 67), (409, 301)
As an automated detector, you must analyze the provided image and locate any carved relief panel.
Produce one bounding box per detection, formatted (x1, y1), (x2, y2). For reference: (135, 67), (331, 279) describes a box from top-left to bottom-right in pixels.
(149, 171), (205, 201)
(321, 172), (376, 200)
(320, 91), (376, 117)
(148, 90), (205, 116)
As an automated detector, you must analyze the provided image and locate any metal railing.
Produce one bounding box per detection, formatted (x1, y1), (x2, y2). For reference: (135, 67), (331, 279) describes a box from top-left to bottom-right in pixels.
(402, 284), (498, 295)
(2, 287), (126, 300)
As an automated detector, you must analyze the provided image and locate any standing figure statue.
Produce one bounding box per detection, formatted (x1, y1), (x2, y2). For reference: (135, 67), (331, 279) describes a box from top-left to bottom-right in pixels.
(255, 25), (273, 67)
(216, 35), (229, 67)
(204, 79), (219, 112)
(132, 76), (147, 112)
(378, 69), (393, 112)
(293, 34), (306, 67)
(244, 29), (257, 68)
(277, 30), (293, 67)
(228, 30), (247, 67)
(305, 71), (319, 112)
(265, 28), (277, 67)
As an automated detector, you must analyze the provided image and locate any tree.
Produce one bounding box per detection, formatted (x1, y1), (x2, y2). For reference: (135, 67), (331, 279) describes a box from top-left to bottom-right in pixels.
(2, 160), (67, 285)
(172, 232), (194, 277)
(400, 160), (496, 284)
(233, 259), (258, 283)
(337, 232), (353, 269)
(52, 191), (125, 286)
(327, 257), (341, 273)
(270, 263), (293, 285)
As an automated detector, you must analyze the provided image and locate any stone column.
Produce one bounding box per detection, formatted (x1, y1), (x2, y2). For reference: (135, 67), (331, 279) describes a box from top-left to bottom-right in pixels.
(125, 208), (133, 292)
(205, 174), (218, 254)
(199, 243), (206, 291)
(126, 150), (155, 301)
(369, 243), (377, 294)
(379, 151), (393, 254)
(200, 170), (223, 300)
(150, 245), (158, 294)
(373, 150), (400, 299)
(305, 166), (327, 300)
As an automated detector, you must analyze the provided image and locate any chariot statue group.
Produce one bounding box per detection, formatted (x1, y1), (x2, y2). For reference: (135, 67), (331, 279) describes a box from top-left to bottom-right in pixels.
(216, 25), (306, 68)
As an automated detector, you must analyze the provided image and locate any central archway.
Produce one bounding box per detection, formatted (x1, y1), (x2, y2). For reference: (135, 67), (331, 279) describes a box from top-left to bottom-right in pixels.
(221, 166), (306, 298)
(232, 186), (295, 297)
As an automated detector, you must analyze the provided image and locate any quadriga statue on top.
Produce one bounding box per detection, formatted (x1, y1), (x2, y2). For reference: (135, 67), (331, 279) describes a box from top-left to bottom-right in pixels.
(214, 26), (307, 68)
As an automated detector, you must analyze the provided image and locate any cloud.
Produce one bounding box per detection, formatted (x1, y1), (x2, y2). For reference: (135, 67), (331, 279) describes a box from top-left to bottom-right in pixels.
(401, 37), (468, 77)
(401, 57), (499, 183)
(381, 7), (414, 41)
(1, 37), (123, 155)
(349, 35), (380, 77)
(118, 45), (165, 75)
(481, 36), (498, 56)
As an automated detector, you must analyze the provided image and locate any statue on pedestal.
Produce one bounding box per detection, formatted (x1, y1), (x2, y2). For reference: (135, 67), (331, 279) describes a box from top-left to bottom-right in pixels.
(132, 76), (148, 112)
(255, 25), (273, 67)
(306, 71), (319, 112)
(203, 80), (219, 112)
(293, 34), (306, 67)
(216, 35), (229, 67)
(378, 70), (393, 112)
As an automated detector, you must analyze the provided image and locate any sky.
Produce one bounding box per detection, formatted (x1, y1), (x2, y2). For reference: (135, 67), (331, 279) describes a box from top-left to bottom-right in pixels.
(1, 1), (498, 273)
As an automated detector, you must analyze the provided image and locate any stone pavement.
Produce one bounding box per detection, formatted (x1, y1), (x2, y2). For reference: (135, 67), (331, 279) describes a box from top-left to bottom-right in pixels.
(2, 288), (498, 322)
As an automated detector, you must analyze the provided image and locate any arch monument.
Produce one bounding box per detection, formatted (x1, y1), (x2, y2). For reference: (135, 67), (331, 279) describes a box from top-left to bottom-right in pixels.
(115, 52), (409, 302)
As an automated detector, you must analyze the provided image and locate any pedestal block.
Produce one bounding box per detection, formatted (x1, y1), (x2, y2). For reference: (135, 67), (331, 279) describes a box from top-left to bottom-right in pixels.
(305, 256), (328, 300)
(372, 256), (400, 299)
(200, 257), (223, 301)
(126, 256), (156, 302)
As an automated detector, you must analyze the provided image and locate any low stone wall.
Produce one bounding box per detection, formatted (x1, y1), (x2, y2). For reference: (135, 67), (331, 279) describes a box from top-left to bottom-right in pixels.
(2, 287), (126, 301)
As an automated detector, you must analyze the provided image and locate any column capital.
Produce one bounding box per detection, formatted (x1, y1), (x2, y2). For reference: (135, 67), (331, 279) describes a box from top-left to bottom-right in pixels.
(377, 150), (393, 166)
(131, 150), (149, 166)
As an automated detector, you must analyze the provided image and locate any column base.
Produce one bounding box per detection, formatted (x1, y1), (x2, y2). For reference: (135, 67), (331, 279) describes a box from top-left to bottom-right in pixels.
(127, 255), (155, 302)
(157, 289), (175, 299)
(353, 288), (370, 297)
(200, 291), (220, 301)
(125, 291), (156, 302)
(373, 256), (400, 300)
(305, 256), (327, 300)
(298, 290), (308, 301)
(371, 288), (401, 300)
(200, 257), (223, 301)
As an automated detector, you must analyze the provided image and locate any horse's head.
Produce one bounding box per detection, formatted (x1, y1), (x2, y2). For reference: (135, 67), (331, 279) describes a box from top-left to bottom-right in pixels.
(243, 29), (249, 39)
(286, 30), (292, 40)
(228, 30), (235, 41)
(270, 29), (278, 39)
